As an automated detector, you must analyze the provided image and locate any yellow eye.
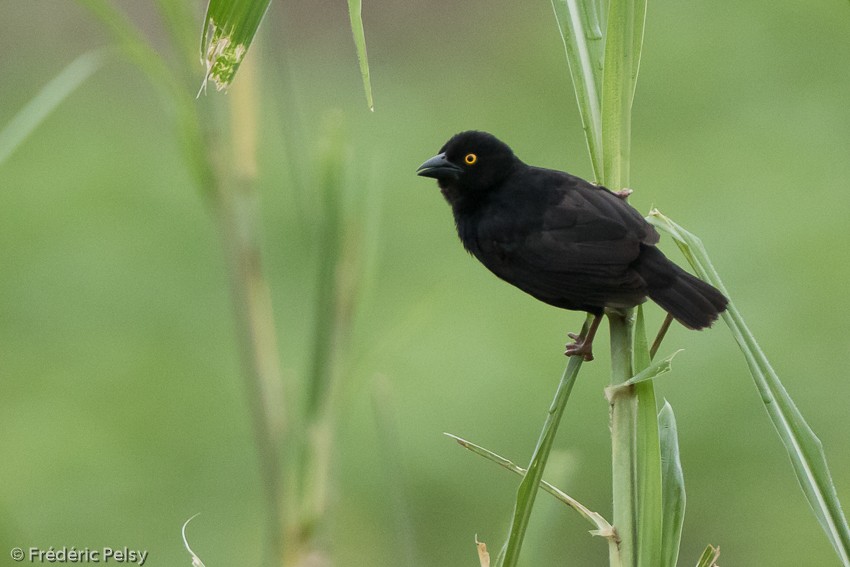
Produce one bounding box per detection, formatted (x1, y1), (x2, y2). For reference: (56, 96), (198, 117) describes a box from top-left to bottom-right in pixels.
(464, 153), (478, 165)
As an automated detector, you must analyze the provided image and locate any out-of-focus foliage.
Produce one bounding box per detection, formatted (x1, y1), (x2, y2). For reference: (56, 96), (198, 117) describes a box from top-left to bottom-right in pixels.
(1, 1), (849, 565)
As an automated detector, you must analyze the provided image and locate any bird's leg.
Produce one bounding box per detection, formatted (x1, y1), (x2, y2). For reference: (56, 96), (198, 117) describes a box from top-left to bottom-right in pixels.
(649, 313), (674, 360)
(613, 188), (633, 200)
(565, 314), (603, 362)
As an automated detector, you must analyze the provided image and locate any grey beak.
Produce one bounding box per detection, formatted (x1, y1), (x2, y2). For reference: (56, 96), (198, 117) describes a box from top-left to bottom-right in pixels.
(416, 153), (463, 179)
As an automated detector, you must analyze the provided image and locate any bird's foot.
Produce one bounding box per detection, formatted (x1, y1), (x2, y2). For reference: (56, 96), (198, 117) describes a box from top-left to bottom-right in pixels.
(565, 332), (595, 361)
(614, 188), (633, 200)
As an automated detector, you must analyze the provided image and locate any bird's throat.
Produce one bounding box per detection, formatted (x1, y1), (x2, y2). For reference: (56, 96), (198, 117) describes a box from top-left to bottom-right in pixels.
(439, 179), (490, 216)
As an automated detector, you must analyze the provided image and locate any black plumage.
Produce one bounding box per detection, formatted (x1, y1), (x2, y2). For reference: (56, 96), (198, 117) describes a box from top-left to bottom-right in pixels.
(417, 130), (727, 360)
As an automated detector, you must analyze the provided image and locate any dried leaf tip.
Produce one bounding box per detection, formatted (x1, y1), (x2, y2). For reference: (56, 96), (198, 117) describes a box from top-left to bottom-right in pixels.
(475, 535), (490, 567)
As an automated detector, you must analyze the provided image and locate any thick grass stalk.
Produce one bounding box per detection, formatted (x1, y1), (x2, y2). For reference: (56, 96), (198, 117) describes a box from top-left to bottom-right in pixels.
(597, 1), (652, 566)
(214, 54), (288, 566)
(78, 4), (289, 562)
(607, 310), (638, 566)
(551, 0), (654, 564)
(648, 210), (850, 566)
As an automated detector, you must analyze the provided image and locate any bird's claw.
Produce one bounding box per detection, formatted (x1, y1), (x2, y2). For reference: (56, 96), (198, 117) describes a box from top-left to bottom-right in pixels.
(614, 188), (633, 200)
(565, 337), (594, 361)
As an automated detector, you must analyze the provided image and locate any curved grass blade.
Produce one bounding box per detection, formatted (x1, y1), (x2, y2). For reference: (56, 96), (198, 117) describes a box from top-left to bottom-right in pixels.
(648, 210), (850, 566)
(0, 50), (105, 167)
(200, 0), (272, 91)
(181, 514), (207, 567)
(658, 401), (685, 567)
(347, 0), (374, 111)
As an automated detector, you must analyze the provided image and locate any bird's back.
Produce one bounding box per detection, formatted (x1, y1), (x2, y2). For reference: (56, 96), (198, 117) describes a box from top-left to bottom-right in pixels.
(457, 164), (655, 313)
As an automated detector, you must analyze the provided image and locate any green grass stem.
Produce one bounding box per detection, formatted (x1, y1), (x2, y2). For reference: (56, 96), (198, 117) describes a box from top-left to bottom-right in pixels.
(497, 317), (589, 567)
(551, 0), (654, 564)
(607, 310), (638, 567)
(596, 1), (652, 565)
(214, 55), (288, 566)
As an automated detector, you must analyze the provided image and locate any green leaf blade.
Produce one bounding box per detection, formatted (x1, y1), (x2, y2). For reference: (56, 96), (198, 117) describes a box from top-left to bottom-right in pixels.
(648, 210), (850, 566)
(347, 0), (374, 111)
(635, 377), (662, 567)
(200, 0), (272, 91)
(599, 0), (647, 190)
(550, 0), (604, 180)
(625, 304), (664, 567)
(658, 401), (686, 567)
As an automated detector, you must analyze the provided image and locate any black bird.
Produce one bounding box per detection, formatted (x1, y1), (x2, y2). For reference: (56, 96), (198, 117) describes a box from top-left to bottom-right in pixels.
(417, 131), (727, 361)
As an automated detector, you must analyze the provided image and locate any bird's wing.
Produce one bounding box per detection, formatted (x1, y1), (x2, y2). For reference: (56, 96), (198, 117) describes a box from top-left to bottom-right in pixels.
(532, 176), (657, 267)
(472, 171), (655, 307)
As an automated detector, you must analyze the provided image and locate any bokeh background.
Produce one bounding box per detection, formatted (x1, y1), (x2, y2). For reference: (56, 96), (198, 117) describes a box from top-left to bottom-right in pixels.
(2, 0), (850, 565)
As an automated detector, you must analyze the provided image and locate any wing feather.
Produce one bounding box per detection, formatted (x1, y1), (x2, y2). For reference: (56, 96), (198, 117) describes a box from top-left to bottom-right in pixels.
(467, 168), (656, 309)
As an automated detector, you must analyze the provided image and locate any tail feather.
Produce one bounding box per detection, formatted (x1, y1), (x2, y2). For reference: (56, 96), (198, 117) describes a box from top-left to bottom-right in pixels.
(635, 245), (728, 330)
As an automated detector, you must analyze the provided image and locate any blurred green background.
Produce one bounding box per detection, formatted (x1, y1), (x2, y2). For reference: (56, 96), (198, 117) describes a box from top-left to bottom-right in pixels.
(2, 0), (850, 565)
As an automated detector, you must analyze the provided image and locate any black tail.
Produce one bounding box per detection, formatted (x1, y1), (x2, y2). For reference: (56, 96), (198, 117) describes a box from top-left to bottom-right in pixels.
(635, 245), (728, 330)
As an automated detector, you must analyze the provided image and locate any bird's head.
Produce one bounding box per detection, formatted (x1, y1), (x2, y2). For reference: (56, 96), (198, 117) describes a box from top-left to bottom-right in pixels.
(417, 131), (519, 209)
